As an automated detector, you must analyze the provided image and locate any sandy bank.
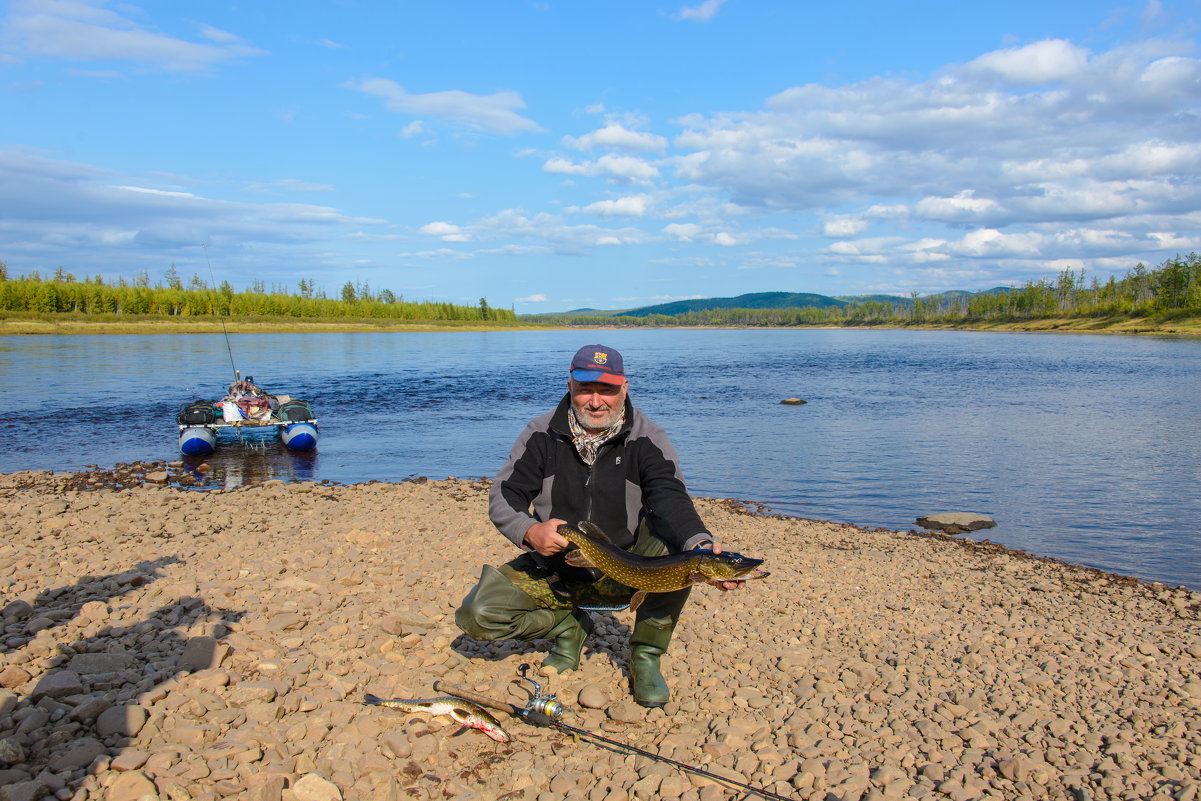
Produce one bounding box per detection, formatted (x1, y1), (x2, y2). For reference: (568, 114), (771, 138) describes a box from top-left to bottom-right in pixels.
(1, 470), (1199, 801)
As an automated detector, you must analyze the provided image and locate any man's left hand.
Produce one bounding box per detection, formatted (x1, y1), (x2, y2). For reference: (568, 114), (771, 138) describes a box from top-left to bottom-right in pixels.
(695, 540), (746, 591)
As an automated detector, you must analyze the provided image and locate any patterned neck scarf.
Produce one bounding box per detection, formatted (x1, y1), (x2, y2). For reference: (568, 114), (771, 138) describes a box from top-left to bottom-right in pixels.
(568, 405), (626, 465)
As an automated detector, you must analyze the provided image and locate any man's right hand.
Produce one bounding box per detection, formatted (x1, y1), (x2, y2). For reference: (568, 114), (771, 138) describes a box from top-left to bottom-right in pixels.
(523, 518), (570, 556)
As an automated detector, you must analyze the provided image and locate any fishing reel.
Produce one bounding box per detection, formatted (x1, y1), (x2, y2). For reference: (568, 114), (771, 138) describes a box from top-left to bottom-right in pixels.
(516, 663), (567, 726)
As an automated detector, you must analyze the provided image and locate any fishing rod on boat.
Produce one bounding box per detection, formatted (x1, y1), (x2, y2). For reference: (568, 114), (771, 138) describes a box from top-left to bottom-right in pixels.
(201, 240), (239, 386)
(435, 665), (801, 801)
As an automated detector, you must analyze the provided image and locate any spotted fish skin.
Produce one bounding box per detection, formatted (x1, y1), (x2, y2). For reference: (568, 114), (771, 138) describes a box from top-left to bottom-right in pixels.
(363, 694), (510, 743)
(558, 521), (766, 595)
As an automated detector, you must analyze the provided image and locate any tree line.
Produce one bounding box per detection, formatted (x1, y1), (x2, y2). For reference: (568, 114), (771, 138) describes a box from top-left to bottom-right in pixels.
(538, 253), (1201, 327)
(0, 263), (514, 323)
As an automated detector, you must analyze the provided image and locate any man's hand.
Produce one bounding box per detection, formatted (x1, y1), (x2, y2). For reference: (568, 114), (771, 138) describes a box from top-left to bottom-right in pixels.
(523, 518), (570, 556)
(696, 539), (746, 591)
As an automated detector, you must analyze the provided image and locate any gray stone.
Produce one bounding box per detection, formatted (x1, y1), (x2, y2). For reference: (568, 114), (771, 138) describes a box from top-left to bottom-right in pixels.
(0, 780), (47, 801)
(95, 705), (147, 738)
(779, 398), (807, 405)
(915, 512), (997, 534)
(0, 737), (24, 765)
(177, 636), (220, 671)
(29, 672), (82, 702)
(46, 737), (105, 771)
(67, 653), (136, 674)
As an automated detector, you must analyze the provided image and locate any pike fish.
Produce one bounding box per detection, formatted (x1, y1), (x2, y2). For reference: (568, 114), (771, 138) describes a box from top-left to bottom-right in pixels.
(558, 521), (768, 611)
(363, 694), (510, 743)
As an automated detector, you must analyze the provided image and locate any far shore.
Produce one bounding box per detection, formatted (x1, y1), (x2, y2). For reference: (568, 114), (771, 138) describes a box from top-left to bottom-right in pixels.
(3, 313), (1201, 337)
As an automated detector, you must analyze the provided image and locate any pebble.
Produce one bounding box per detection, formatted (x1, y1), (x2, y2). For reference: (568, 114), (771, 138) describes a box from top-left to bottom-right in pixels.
(0, 469), (1196, 801)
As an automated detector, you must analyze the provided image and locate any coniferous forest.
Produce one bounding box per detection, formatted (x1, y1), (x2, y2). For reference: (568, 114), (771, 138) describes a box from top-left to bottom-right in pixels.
(1, 254), (1198, 329)
(0, 262), (514, 323)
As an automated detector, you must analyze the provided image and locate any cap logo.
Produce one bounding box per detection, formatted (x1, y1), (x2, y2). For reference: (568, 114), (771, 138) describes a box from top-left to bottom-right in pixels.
(593, 352), (608, 365)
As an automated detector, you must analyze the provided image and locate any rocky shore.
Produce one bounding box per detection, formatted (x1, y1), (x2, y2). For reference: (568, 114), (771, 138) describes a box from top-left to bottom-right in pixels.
(1, 468), (1199, 801)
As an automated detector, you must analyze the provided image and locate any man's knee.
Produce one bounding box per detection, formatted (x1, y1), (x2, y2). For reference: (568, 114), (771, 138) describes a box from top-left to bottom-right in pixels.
(455, 565), (547, 641)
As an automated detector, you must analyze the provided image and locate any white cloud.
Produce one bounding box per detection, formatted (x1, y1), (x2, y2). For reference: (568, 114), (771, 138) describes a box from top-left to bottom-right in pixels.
(345, 78), (543, 136)
(419, 221), (471, 242)
(563, 124), (668, 154)
(569, 195), (652, 216)
(713, 232), (737, 246)
(0, 147), (383, 280)
(543, 154), (660, 184)
(399, 120), (427, 139)
(821, 217), (868, 237)
(516, 293), (549, 303)
(663, 223), (703, 241)
(671, 0), (729, 22)
(1, 0), (263, 70)
(965, 39), (1090, 85)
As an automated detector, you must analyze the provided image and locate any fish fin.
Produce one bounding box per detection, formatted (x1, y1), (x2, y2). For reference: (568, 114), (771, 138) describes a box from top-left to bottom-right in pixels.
(363, 694), (382, 705)
(687, 572), (709, 585)
(577, 520), (615, 544)
(629, 590), (648, 612)
(563, 548), (596, 568)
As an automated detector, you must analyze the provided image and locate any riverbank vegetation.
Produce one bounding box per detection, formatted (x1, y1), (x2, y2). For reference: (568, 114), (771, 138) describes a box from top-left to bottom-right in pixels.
(539, 254), (1201, 332)
(1, 254), (1198, 335)
(0, 263), (514, 324)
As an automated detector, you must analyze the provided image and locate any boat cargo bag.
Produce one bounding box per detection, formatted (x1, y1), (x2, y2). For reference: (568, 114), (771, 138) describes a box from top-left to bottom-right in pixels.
(279, 399), (315, 422)
(177, 401), (216, 425)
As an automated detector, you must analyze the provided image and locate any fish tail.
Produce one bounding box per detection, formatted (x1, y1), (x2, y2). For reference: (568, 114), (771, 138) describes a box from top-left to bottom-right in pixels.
(363, 693), (383, 705)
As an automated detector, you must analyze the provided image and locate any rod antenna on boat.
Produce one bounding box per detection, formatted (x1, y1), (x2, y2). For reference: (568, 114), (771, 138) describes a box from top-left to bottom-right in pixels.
(201, 241), (239, 384)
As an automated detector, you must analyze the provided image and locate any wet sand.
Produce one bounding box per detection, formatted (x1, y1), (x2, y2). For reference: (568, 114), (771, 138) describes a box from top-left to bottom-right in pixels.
(1, 468), (1199, 801)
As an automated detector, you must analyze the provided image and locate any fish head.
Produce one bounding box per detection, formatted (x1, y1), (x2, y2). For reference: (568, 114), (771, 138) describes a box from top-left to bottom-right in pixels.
(698, 550), (766, 580)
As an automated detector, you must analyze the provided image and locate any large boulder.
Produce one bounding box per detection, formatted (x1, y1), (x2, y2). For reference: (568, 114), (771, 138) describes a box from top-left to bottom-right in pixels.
(916, 512), (997, 535)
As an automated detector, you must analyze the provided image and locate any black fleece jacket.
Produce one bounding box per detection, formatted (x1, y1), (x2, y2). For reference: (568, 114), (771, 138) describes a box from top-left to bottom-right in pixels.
(488, 393), (711, 582)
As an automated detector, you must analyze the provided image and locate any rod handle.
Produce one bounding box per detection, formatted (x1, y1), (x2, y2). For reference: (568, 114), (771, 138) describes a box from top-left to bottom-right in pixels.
(433, 681), (522, 717)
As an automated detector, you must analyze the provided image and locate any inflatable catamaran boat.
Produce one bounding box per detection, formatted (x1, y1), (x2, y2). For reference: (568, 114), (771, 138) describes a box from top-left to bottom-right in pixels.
(176, 375), (318, 456)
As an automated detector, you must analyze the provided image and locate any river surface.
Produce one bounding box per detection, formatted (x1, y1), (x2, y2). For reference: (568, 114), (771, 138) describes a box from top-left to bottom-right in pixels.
(2, 329), (1198, 590)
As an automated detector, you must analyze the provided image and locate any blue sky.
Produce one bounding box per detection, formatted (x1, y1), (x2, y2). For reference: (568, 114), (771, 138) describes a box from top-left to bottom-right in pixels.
(2, 0), (1199, 313)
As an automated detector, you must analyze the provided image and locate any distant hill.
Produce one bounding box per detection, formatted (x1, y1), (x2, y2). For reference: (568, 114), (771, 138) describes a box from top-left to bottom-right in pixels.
(521, 287), (1015, 319)
(619, 291), (847, 318)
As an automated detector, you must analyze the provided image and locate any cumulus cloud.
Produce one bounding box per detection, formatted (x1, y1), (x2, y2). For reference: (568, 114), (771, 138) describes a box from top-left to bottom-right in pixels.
(569, 195), (653, 216)
(671, 0), (729, 22)
(0, 147), (382, 278)
(563, 124), (668, 154)
(420, 221), (472, 242)
(1, 0), (263, 70)
(659, 36), (1201, 283)
(345, 77), (543, 135)
(543, 154), (660, 184)
(516, 293), (549, 303)
(964, 39), (1090, 85)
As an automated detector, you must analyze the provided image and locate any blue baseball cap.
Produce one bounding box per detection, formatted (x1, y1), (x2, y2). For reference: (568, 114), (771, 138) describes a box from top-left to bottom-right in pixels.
(570, 345), (625, 385)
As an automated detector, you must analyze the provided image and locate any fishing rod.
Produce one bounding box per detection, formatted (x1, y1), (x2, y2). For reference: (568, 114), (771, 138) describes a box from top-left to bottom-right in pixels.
(435, 665), (801, 801)
(200, 241), (239, 386)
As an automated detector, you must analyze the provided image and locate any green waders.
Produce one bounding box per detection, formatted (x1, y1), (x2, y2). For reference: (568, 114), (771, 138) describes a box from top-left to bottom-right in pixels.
(454, 521), (689, 699)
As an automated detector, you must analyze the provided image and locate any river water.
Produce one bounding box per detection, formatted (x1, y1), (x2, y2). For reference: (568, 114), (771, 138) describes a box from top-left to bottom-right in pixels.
(2, 329), (1198, 589)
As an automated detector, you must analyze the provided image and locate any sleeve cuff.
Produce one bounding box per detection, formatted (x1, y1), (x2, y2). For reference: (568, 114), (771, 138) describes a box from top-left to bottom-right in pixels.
(684, 533), (714, 551)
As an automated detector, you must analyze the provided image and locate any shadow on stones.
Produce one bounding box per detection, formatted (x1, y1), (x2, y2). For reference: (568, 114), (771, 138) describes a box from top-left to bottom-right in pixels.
(450, 611), (634, 674)
(1, 557), (182, 656)
(0, 592), (244, 801)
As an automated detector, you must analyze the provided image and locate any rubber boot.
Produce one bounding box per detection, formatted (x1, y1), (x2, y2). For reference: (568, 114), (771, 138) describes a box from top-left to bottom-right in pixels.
(628, 586), (689, 708)
(541, 608), (594, 673)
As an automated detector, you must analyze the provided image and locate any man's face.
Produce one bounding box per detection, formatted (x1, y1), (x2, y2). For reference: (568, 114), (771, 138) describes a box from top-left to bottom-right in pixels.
(569, 377), (627, 431)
